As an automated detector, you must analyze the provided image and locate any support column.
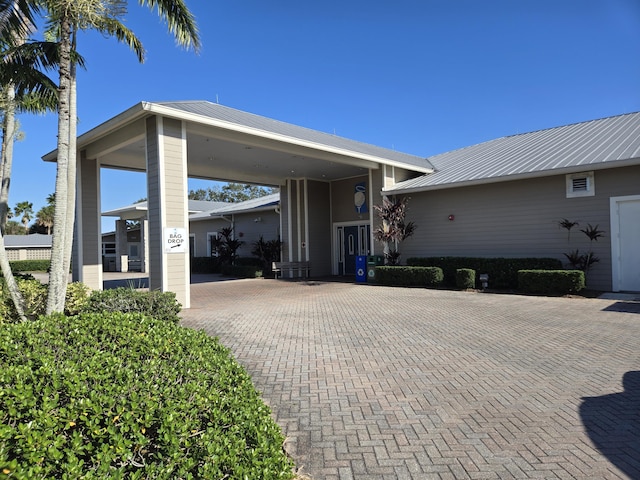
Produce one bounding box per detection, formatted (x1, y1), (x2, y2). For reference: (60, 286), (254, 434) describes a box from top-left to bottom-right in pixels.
(141, 219), (148, 273)
(115, 219), (128, 272)
(145, 116), (190, 308)
(73, 153), (102, 289)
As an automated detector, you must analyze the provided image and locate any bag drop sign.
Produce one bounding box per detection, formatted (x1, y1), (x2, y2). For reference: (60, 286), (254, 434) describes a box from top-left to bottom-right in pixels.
(164, 227), (187, 253)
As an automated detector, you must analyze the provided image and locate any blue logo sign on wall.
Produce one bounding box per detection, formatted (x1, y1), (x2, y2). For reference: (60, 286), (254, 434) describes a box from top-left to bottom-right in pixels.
(354, 182), (367, 213)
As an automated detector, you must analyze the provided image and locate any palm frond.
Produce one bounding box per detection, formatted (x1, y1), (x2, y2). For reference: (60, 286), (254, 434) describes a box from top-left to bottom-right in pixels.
(139, 0), (200, 52)
(93, 17), (144, 62)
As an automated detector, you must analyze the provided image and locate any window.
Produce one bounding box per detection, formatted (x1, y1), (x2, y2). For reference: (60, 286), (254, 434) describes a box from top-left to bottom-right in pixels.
(102, 243), (116, 256)
(566, 171), (595, 198)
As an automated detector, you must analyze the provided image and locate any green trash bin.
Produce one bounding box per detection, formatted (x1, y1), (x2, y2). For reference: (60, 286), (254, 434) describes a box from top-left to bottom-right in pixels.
(367, 255), (384, 282)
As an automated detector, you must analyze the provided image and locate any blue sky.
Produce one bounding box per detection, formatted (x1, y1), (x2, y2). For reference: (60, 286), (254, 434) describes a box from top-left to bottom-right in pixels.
(10, 0), (640, 232)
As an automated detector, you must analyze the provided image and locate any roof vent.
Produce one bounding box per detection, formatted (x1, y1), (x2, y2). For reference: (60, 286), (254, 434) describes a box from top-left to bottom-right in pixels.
(566, 171), (595, 198)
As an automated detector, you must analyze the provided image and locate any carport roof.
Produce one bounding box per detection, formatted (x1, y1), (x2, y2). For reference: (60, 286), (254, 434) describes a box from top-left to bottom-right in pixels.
(387, 111), (640, 194)
(43, 101), (433, 185)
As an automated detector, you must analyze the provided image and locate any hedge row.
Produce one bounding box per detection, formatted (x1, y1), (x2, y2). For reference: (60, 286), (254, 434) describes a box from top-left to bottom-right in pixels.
(518, 269), (585, 295)
(0, 280), (180, 324)
(375, 266), (443, 287)
(406, 257), (563, 290)
(0, 259), (51, 273)
(0, 312), (295, 479)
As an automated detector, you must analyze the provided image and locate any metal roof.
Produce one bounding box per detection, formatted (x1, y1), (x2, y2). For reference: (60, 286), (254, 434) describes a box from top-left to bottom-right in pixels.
(155, 101), (433, 172)
(189, 193), (280, 221)
(4, 234), (52, 248)
(386, 112), (640, 193)
(102, 199), (229, 219)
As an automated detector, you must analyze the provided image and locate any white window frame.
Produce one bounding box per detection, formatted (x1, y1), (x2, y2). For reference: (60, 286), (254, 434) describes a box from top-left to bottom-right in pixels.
(566, 171), (595, 198)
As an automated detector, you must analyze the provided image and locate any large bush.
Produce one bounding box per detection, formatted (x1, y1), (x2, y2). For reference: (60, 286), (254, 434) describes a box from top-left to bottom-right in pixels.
(0, 312), (295, 479)
(407, 257), (562, 290)
(6, 259), (51, 273)
(83, 288), (182, 324)
(518, 269), (585, 295)
(375, 266), (444, 287)
(0, 278), (47, 322)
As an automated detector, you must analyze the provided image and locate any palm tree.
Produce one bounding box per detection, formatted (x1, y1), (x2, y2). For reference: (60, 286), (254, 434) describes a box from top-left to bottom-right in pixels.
(35, 192), (54, 233)
(13, 199), (32, 232)
(43, 0), (200, 314)
(0, 1), (58, 322)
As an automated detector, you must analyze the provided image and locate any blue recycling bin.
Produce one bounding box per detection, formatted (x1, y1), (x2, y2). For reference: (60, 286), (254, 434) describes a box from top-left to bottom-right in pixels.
(355, 255), (367, 283)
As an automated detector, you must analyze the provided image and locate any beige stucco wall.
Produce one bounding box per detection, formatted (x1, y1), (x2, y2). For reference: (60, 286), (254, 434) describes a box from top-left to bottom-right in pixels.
(401, 165), (640, 291)
(6, 248), (51, 261)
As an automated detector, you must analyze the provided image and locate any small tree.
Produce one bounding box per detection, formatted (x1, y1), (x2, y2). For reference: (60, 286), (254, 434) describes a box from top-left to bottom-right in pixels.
(373, 196), (416, 265)
(251, 235), (282, 275)
(211, 227), (244, 266)
(559, 219), (605, 281)
(13, 200), (33, 233)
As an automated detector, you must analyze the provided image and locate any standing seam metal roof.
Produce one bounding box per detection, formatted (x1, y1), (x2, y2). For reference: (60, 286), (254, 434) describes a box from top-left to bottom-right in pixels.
(154, 101), (432, 171)
(386, 111), (640, 192)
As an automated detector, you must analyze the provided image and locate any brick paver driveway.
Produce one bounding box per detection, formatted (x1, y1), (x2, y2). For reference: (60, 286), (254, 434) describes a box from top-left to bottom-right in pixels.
(180, 278), (640, 479)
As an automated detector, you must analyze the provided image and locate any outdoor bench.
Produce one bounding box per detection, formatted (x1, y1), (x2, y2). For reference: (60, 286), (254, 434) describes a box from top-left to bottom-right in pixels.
(272, 261), (310, 279)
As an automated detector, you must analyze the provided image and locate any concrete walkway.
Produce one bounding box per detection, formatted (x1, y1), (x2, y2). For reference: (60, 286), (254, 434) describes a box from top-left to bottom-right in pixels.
(181, 278), (640, 479)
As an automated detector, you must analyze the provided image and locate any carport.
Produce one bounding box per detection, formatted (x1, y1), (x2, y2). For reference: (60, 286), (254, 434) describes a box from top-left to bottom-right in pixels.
(43, 101), (431, 307)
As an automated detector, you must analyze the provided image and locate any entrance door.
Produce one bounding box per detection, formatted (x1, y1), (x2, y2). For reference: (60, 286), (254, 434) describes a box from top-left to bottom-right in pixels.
(611, 196), (640, 292)
(336, 224), (370, 275)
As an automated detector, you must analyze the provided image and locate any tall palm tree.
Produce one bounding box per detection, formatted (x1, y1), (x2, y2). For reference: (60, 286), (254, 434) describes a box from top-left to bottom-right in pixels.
(13, 199), (32, 231)
(44, 0), (200, 314)
(0, 0), (57, 322)
(35, 192), (54, 233)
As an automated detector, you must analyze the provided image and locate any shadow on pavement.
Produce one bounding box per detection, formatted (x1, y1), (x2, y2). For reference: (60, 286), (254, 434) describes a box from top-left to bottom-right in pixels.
(602, 301), (640, 314)
(580, 371), (640, 478)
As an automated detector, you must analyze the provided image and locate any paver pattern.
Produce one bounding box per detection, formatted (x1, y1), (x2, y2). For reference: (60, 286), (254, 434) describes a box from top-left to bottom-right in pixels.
(180, 278), (640, 479)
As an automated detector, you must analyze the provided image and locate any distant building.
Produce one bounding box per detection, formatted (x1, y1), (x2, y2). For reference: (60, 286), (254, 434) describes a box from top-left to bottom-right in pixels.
(4, 234), (52, 261)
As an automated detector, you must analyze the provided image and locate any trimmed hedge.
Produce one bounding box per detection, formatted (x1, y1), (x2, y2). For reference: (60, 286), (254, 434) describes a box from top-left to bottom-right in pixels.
(83, 288), (182, 324)
(221, 264), (263, 278)
(407, 257), (563, 290)
(518, 269), (585, 295)
(3, 259), (51, 273)
(456, 268), (476, 289)
(375, 266), (444, 287)
(0, 312), (295, 479)
(190, 256), (221, 274)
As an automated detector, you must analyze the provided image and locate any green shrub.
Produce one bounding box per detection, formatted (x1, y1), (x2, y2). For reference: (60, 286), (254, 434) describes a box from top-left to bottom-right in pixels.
(375, 266), (444, 287)
(518, 269), (585, 295)
(0, 278), (47, 322)
(190, 256), (221, 274)
(221, 264), (263, 278)
(407, 257), (563, 290)
(7, 259), (50, 273)
(0, 312), (295, 479)
(65, 282), (91, 316)
(83, 288), (182, 324)
(456, 268), (476, 289)
(234, 257), (263, 267)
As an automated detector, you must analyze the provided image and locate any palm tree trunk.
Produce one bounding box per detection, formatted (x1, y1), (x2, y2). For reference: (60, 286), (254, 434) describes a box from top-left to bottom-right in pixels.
(0, 84), (16, 232)
(62, 31), (77, 283)
(0, 231), (27, 322)
(46, 14), (72, 315)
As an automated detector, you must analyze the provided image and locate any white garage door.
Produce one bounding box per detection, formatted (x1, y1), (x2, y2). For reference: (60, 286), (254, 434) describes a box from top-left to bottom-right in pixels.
(611, 196), (640, 292)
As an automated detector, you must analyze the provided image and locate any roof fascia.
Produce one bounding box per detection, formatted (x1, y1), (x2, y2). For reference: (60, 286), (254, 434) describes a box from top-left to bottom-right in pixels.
(145, 103), (432, 174)
(42, 102), (149, 162)
(384, 157), (640, 196)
